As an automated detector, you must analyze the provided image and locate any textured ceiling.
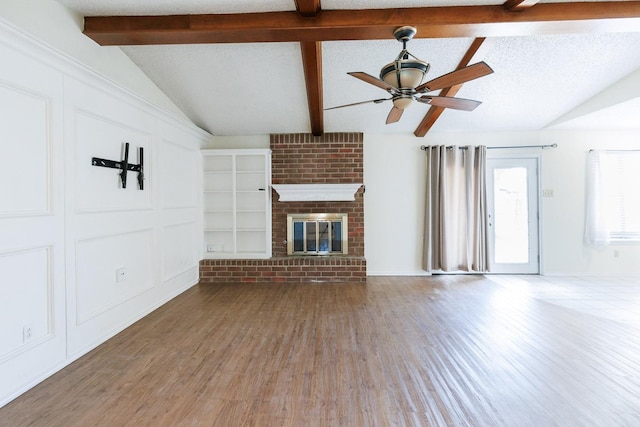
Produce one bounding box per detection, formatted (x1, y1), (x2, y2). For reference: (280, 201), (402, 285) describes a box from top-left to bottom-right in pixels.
(56, 0), (640, 136)
(55, 0), (297, 15)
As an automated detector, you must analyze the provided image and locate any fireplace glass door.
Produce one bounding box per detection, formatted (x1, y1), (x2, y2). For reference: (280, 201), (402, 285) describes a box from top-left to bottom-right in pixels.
(288, 214), (348, 255)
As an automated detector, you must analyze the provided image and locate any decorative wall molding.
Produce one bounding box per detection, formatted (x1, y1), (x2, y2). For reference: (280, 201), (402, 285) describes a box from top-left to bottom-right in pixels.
(162, 221), (198, 281)
(0, 16), (210, 140)
(71, 102), (154, 214)
(160, 138), (199, 210)
(74, 229), (154, 325)
(0, 14), (209, 409)
(0, 78), (54, 218)
(0, 246), (53, 362)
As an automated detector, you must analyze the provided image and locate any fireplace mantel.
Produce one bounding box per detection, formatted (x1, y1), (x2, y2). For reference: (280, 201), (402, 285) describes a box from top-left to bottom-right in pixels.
(272, 183), (362, 202)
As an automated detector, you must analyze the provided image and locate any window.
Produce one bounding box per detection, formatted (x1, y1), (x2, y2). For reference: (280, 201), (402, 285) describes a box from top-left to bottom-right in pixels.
(585, 150), (640, 244)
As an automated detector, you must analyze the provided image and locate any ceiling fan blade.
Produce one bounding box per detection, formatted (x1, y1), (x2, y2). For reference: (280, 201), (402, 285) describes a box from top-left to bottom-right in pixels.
(415, 62), (494, 93)
(386, 106), (403, 124)
(348, 72), (398, 92)
(324, 98), (391, 111)
(417, 96), (482, 111)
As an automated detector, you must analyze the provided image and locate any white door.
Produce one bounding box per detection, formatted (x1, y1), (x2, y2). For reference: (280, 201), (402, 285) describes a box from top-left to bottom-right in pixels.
(486, 158), (540, 274)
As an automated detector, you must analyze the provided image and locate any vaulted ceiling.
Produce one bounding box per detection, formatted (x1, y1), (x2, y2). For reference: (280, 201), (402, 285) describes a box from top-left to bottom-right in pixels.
(56, 0), (640, 137)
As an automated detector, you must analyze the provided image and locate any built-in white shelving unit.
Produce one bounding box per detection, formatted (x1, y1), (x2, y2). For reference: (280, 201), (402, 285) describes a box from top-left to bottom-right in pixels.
(202, 149), (271, 258)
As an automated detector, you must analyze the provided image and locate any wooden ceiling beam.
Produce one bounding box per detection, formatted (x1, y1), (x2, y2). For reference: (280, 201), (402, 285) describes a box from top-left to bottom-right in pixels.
(84, 2), (640, 46)
(413, 0), (537, 136)
(503, 0), (540, 12)
(295, 0), (324, 136)
(295, 0), (321, 17)
(414, 38), (491, 137)
(83, 1), (639, 137)
(300, 41), (324, 136)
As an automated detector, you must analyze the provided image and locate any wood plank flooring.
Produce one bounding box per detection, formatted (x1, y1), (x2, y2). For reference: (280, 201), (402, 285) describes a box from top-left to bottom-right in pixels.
(2, 275), (640, 426)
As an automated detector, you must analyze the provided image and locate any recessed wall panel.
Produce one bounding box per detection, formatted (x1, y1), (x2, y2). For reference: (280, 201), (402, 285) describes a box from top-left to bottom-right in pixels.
(163, 222), (197, 281)
(75, 230), (153, 324)
(0, 247), (50, 359)
(160, 139), (198, 209)
(0, 84), (50, 216)
(74, 111), (152, 212)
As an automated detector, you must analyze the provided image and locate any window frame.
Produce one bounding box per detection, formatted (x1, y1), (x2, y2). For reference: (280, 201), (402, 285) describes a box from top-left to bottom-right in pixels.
(585, 150), (640, 244)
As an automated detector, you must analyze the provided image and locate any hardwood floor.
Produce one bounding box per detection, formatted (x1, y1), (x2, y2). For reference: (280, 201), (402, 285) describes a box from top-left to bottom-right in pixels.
(2, 275), (640, 426)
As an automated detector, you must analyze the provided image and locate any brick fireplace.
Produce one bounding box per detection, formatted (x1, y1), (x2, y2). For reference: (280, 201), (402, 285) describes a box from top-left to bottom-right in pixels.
(199, 132), (366, 283)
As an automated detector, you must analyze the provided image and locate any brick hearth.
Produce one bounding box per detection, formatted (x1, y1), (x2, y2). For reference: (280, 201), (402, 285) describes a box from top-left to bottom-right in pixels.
(200, 132), (366, 283)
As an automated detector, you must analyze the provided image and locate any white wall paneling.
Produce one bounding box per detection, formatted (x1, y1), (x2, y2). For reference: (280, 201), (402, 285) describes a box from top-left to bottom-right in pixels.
(0, 84), (50, 216)
(74, 229), (154, 324)
(0, 247), (53, 361)
(0, 15), (209, 407)
(163, 221), (198, 281)
(159, 125), (200, 210)
(0, 41), (58, 217)
(0, 0), (189, 119)
(0, 28), (66, 407)
(157, 119), (205, 288)
(69, 78), (154, 213)
(64, 74), (156, 357)
(64, 76), (207, 358)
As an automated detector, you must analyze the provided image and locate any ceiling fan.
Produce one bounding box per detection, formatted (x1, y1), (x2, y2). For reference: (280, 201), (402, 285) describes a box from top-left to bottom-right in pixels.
(326, 26), (494, 124)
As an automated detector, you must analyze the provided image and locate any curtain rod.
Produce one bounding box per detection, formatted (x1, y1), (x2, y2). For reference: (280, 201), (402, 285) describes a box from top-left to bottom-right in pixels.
(420, 143), (557, 151)
(589, 149), (640, 152)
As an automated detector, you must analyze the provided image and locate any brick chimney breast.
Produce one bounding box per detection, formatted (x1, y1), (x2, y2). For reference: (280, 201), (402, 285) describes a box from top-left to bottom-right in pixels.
(199, 133), (366, 284)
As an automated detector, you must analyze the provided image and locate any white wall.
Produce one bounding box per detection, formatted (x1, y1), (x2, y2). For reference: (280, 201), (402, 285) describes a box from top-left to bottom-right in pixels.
(0, 29), (67, 404)
(206, 130), (640, 276)
(203, 135), (271, 150)
(539, 129), (640, 274)
(362, 134), (428, 275)
(363, 131), (640, 276)
(0, 7), (209, 406)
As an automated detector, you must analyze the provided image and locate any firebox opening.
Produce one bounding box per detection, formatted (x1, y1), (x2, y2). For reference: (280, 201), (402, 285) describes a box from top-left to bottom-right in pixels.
(286, 213), (348, 256)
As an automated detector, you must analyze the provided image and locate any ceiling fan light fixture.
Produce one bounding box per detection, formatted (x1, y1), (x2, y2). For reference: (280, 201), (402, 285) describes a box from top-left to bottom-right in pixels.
(379, 26), (430, 90)
(380, 59), (430, 90)
(392, 96), (414, 109)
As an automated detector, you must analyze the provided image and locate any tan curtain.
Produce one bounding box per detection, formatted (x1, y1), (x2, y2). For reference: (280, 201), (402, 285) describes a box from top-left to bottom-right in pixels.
(423, 145), (488, 272)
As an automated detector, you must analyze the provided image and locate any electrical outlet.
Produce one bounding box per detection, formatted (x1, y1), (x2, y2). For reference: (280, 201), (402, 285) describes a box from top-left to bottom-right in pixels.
(207, 245), (216, 252)
(116, 267), (127, 282)
(23, 325), (33, 342)
(542, 189), (554, 198)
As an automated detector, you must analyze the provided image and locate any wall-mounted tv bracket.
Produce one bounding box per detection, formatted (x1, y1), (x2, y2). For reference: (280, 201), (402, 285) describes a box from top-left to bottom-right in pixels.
(91, 142), (144, 190)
